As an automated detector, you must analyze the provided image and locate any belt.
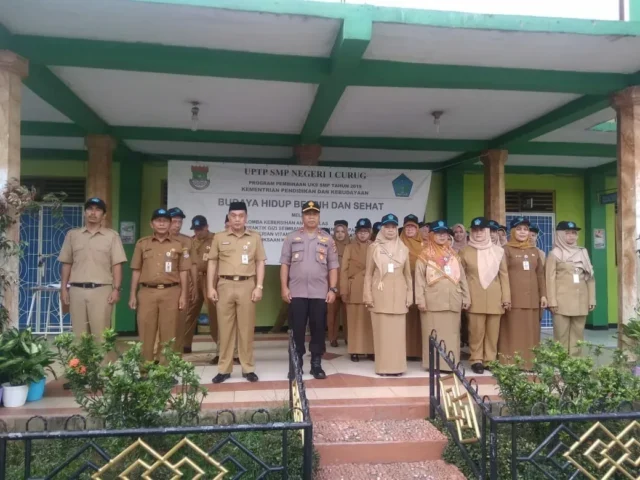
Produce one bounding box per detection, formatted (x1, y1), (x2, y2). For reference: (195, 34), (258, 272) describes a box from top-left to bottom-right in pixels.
(140, 283), (179, 289)
(69, 283), (109, 289)
(220, 275), (251, 281)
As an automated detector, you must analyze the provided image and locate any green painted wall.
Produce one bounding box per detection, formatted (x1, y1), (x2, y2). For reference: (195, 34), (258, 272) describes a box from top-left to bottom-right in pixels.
(425, 172), (443, 221)
(605, 176), (618, 325)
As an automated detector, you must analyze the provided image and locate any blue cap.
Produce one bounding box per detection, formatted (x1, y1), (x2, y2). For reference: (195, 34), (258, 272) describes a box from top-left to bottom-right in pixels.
(355, 218), (372, 230)
(430, 220), (449, 233)
(190, 215), (208, 229)
(168, 207), (186, 219)
(557, 220), (581, 231)
(372, 222), (382, 233)
(151, 208), (171, 221)
(403, 214), (419, 226)
(84, 197), (107, 212)
(469, 217), (489, 229)
(381, 214), (399, 226)
(488, 220), (500, 231)
(509, 216), (530, 229)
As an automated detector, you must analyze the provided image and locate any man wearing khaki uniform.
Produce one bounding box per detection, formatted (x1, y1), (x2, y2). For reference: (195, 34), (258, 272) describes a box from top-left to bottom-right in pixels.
(59, 197), (127, 338)
(208, 201), (266, 383)
(129, 208), (189, 363)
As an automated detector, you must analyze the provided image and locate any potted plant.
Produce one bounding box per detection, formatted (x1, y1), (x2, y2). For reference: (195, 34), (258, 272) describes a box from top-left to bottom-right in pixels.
(0, 328), (56, 407)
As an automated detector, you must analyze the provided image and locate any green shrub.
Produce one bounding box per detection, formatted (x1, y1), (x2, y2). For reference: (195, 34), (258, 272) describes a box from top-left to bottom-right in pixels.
(0, 328), (57, 386)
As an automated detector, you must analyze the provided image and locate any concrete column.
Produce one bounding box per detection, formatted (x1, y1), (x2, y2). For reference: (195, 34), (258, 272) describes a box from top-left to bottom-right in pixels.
(294, 144), (322, 166)
(85, 134), (116, 228)
(612, 87), (640, 342)
(481, 149), (507, 225)
(0, 51), (28, 328)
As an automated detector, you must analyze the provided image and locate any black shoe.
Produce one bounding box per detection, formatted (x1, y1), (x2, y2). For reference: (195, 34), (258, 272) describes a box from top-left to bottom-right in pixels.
(209, 356), (219, 365)
(212, 373), (231, 384)
(471, 363), (484, 374)
(350, 354), (359, 362)
(63, 382), (71, 390)
(183, 347), (192, 354)
(243, 372), (259, 383)
(329, 340), (338, 348)
(310, 354), (326, 380)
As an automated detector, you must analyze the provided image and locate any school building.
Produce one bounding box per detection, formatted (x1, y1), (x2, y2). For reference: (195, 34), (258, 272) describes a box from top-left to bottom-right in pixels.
(1, 0), (639, 339)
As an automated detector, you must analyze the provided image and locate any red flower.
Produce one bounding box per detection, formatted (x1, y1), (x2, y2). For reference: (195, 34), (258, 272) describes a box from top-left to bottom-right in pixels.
(78, 366), (87, 375)
(69, 358), (80, 368)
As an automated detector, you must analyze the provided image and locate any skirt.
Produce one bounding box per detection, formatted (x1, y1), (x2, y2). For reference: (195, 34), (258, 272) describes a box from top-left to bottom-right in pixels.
(371, 312), (407, 374)
(406, 305), (422, 358)
(420, 310), (461, 370)
(497, 308), (540, 369)
(347, 304), (374, 355)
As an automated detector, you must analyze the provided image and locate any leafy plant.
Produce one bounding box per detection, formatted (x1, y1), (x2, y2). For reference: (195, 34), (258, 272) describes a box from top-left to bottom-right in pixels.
(54, 329), (207, 428)
(0, 327), (57, 386)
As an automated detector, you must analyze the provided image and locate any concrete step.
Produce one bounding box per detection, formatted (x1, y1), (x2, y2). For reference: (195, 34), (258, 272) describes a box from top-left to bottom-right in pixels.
(310, 397), (429, 421)
(313, 419), (448, 466)
(315, 461), (466, 480)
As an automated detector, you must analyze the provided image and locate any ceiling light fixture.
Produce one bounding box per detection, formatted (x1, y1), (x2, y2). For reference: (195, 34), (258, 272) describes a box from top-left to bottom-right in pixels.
(431, 110), (444, 134)
(190, 101), (200, 132)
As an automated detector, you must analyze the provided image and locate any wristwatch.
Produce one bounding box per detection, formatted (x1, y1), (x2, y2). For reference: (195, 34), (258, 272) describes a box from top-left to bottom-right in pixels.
(329, 287), (338, 293)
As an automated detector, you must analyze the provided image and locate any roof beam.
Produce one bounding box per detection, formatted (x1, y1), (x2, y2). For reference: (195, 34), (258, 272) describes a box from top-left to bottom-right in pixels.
(10, 35), (634, 95)
(300, 17), (371, 143)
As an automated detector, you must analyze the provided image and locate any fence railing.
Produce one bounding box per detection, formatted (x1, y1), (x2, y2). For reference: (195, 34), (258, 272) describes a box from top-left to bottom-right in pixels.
(428, 332), (640, 480)
(0, 330), (313, 479)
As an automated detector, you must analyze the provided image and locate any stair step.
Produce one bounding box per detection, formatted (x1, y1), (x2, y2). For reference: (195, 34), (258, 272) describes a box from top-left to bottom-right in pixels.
(310, 397), (428, 421)
(314, 419), (448, 465)
(315, 460), (466, 479)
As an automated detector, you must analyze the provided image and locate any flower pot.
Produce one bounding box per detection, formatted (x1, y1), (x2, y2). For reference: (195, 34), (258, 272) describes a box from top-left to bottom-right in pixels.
(2, 383), (29, 408)
(26, 378), (46, 402)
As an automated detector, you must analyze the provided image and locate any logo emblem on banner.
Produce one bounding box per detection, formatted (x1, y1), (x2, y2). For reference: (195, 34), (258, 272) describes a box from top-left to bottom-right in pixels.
(189, 165), (210, 190)
(392, 174), (413, 197)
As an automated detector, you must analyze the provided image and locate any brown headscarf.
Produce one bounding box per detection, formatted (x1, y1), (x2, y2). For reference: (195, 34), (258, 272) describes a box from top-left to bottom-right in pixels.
(419, 232), (461, 285)
(333, 226), (351, 258)
(451, 224), (467, 253)
(551, 230), (594, 279)
(506, 231), (533, 250)
(468, 227), (505, 290)
(400, 224), (423, 271)
(372, 228), (408, 291)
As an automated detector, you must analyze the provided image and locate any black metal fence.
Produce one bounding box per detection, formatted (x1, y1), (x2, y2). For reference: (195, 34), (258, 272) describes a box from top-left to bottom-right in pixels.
(0, 330), (313, 479)
(428, 333), (640, 480)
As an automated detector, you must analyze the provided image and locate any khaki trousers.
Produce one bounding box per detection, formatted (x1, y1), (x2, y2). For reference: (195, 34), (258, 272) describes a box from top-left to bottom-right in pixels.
(184, 274), (218, 350)
(69, 285), (113, 337)
(137, 286), (180, 363)
(327, 297), (347, 342)
(553, 314), (586, 357)
(216, 277), (256, 374)
(467, 313), (501, 365)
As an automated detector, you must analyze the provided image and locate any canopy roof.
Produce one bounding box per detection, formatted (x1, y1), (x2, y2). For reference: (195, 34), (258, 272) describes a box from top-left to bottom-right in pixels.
(2, 0), (635, 172)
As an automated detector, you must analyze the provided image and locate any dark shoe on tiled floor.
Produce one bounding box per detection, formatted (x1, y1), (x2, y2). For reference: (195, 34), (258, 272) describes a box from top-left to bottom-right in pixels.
(242, 372), (259, 383)
(212, 373), (231, 384)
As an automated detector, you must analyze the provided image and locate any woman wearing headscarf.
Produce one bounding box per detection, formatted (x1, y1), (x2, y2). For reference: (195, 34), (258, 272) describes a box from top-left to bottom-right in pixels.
(341, 218), (374, 362)
(529, 226), (546, 266)
(363, 214), (413, 376)
(451, 224), (467, 253)
(545, 221), (595, 357)
(488, 220), (501, 246)
(400, 214), (424, 360)
(459, 217), (511, 374)
(419, 222), (430, 242)
(327, 220), (350, 347)
(498, 217), (547, 369)
(371, 222), (381, 242)
(497, 225), (508, 247)
(415, 220), (470, 370)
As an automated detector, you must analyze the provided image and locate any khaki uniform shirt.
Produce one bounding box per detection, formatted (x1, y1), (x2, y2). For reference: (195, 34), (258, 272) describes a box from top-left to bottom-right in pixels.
(504, 246), (546, 309)
(537, 248), (546, 267)
(414, 258), (471, 313)
(193, 232), (215, 273)
(209, 229), (266, 277)
(280, 229), (340, 299)
(339, 241), (370, 304)
(545, 252), (596, 316)
(58, 227), (127, 284)
(131, 235), (190, 284)
(363, 243), (413, 314)
(459, 246), (511, 315)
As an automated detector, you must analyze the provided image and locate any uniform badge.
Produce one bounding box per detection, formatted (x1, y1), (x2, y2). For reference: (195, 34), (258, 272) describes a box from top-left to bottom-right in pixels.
(183, 252), (189, 258)
(294, 253), (299, 259)
(243, 245), (248, 250)
(319, 254), (325, 260)
(166, 251), (172, 257)
(222, 241), (231, 245)
(294, 237), (302, 241)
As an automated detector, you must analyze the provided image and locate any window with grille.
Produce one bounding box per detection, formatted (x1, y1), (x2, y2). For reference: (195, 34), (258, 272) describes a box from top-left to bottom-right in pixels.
(161, 180), (168, 208)
(21, 177), (86, 204)
(506, 191), (554, 213)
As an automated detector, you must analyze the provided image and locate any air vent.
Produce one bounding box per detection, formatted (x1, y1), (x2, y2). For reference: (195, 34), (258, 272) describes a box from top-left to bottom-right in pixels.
(506, 191), (554, 213)
(21, 177), (86, 204)
(161, 180), (168, 208)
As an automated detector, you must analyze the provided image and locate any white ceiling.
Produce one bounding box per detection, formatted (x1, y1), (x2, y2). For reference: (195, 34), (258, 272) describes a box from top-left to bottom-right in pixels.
(324, 87), (579, 139)
(51, 67), (318, 134)
(320, 147), (456, 163)
(21, 136), (84, 149)
(125, 140), (293, 159)
(0, 0), (339, 57)
(507, 154), (613, 168)
(21, 87), (71, 123)
(364, 24), (640, 73)
(533, 108), (617, 144)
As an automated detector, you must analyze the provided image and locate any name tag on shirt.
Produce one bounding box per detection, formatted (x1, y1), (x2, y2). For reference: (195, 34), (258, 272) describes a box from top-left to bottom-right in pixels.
(242, 254), (249, 265)
(387, 263), (394, 273)
(165, 261), (172, 273)
(573, 273), (580, 284)
(444, 265), (452, 275)
(523, 261), (530, 271)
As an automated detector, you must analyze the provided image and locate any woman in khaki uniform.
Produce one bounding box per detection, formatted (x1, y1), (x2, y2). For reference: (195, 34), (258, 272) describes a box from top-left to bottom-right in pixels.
(328, 220), (350, 347)
(498, 217), (547, 369)
(546, 221), (595, 357)
(340, 218), (374, 362)
(363, 214), (413, 376)
(415, 221), (470, 371)
(400, 214), (423, 360)
(459, 217), (511, 374)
